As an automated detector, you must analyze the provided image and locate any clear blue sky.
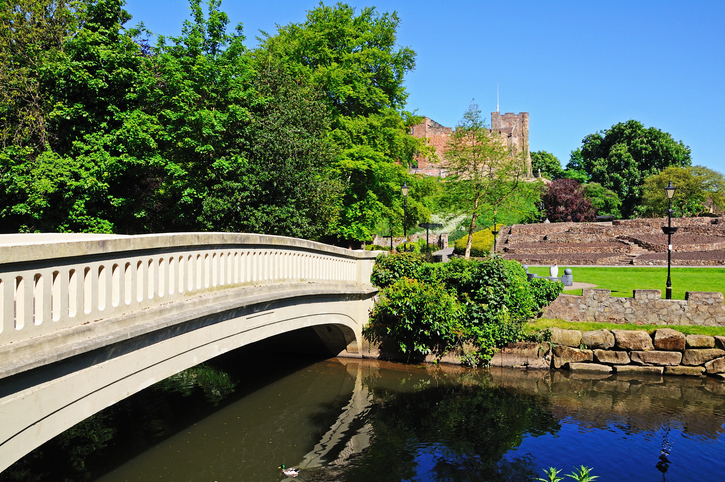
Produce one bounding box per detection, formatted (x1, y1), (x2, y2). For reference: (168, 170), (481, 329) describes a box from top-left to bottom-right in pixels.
(123, 0), (725, 174)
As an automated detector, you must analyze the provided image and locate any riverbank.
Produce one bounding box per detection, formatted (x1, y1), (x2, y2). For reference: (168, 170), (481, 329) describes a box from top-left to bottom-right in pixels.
(361, 326), (725, 380)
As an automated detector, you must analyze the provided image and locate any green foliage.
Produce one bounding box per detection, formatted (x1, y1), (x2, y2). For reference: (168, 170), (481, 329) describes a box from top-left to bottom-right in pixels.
(529, 277), (565, 309)
(370, 252), (426, 288)
(578, 120), (692, 218)
(531, 150), (563, 179)
(0, 0), (343, 237)
(537, 467), (564, 482)
(366, 255), (563, 364)
(365, 277), (463, 356)
(453, 225), (500, 257)
(566, 465), (599, 481)
(584, 182), (622, 218)
(257, 3), (429, 242)
(641, 165), (725, 217)
(444, 103), (527, 257)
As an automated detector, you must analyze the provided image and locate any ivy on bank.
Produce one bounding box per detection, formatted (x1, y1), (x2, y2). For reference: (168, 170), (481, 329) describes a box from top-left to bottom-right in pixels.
(365, 253), (563, 365)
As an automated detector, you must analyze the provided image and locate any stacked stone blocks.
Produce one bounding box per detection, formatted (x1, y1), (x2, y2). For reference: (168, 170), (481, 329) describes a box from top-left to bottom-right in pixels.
(547, 327), (725, 377)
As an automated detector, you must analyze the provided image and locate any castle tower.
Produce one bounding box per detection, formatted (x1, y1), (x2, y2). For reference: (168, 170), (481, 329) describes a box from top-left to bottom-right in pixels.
(409, 117), (451, 176)
(490, 112), (533, 177)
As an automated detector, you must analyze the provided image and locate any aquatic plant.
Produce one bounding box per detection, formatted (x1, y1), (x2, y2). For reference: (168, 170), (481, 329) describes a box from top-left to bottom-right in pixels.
(536, 467), (564, 482)
(566, 465), (599, 481)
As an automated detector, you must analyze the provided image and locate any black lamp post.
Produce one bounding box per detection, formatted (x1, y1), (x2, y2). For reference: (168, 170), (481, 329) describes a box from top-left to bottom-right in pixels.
(661, 180), (678, 299)
(401, 182), (409, 249)
(491, 210), (500, 254)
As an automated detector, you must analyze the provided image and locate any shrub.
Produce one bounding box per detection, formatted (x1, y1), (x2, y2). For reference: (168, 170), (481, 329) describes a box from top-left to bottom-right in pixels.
(460, 302), (527, 366)
(365, 278), (462, 357)
(465, 257), (539, 322)
(453, 225), (501, 257)
(529, 277), (564, 313)
(366, 244), (391, 251)
(543, 179), (595, 222)
(366, 255), (563, 364)
(370, 252), (426, 288)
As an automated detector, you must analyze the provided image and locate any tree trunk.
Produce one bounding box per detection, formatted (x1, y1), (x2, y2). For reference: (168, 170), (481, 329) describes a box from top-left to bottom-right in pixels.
(465, 195), (480, 259)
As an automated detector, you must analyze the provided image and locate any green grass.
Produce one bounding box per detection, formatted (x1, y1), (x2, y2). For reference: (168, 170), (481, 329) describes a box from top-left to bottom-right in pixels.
(526, 318), (725, 337)
(527, 266), (725, 300)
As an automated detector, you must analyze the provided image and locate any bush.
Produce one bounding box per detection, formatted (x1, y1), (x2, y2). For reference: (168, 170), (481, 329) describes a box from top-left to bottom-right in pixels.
(529, 277), (564, 313)
(366, 255), (563, 365)
(366, 244), (391, 251)
(365, 278), (463, 357)
(461, 303), (527, 366)
(452, 225), (501, 257)
(370, 252), (426, 288)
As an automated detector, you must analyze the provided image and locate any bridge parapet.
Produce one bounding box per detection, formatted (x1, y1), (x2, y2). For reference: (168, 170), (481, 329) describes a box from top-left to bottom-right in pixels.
(0, 233), (378, 349)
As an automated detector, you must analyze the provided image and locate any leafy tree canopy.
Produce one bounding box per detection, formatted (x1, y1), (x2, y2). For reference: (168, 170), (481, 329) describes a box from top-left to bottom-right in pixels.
(256, 2), (429, 242)
(583, 182), (621, 218)
(578, 120), (691, 218)
(0, 0), (343, 239)
(531, 150), (562, 179)
(641, 165), (725, 217)
(542, 178), (595, 223)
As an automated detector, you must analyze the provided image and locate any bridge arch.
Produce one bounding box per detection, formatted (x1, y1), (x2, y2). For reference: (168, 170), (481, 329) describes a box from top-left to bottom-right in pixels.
(0, 233), (378, 472)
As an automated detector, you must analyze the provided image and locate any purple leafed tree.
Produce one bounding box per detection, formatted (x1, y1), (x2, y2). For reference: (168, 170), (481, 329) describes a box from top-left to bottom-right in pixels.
(542, 179), (595, 222)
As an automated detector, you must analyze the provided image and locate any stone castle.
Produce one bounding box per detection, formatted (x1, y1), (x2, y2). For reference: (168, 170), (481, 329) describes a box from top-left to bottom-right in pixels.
(409, 111), (533, 178)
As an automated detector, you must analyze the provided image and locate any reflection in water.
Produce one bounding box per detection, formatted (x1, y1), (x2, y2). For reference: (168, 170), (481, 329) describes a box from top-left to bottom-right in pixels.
(4, 350), (725, 481)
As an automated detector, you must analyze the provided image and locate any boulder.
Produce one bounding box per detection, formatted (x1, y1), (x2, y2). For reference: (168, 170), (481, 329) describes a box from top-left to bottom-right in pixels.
(686, 335), (715, 349)
(569, 363), (612, 373)
(614, 365), (664, 375)
(714, 336), (725, 350)
(489, 342), (551, 369)
(653, 328), (685, 351)
(550, 328), (582, 347)
(612, 330), (654, 351)
(552, 345), (593, 369)
(593, 350), (630, 365)
(630, 351), (682, 366)
(664, 366), (706, 377)
(704, 357), (725, 374)
(682, 348), (725, 366)
(582, 329), (615, 349)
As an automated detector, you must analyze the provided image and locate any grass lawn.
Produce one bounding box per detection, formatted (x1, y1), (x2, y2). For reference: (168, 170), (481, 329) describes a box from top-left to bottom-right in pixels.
(526, 318), (725, 337)
(526, 266), (725, 300)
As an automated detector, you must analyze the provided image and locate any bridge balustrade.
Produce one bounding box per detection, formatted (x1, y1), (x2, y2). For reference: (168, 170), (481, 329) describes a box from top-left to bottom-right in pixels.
(0, 233), (374, 348)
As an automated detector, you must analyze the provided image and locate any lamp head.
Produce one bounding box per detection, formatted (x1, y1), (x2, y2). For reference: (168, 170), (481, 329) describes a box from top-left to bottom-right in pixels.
(401, 182), (409, 197)
(665, 180), (676, 200)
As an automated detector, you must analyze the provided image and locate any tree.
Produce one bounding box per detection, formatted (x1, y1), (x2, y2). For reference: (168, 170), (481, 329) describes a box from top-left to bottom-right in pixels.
(444, 103), (528, 258)
(584, 182), (621, 218)
(561, 149), (590, 184)
(256, 3), (429, 242)
(542, 178), (595, 222)
(0, 0), (78, 150)
(578, 120), (691, 218)
(0, 0), (345, 238)
(641, 165), (725, 217)
(531, 151), (562, 179)
(0, 0), (153, 233)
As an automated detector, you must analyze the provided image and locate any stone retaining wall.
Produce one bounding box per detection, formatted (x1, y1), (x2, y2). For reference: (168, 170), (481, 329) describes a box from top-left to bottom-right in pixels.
(548, 327), (725, 377)
(544, 289), (725, 326)
(505, 243), (629, 254)
(490, 328), (725, 379)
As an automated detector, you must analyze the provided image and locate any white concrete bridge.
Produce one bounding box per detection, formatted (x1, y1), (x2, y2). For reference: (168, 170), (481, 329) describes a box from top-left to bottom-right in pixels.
(0, 233), (378, 472)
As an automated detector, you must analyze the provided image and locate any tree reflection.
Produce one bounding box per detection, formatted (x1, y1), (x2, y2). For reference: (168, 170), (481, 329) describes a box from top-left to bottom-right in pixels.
(340, 374), (560, 481)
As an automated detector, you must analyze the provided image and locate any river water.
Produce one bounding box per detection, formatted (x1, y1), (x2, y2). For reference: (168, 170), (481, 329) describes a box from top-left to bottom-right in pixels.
(4, 342), (725, 481)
